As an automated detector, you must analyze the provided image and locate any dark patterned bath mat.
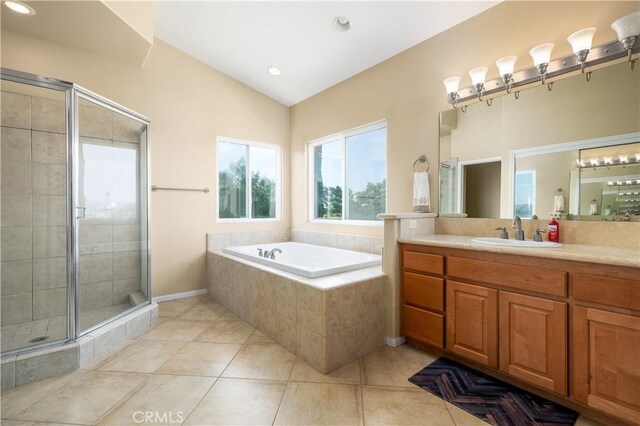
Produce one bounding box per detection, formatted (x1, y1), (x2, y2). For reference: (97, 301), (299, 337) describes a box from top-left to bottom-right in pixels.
(408, 358), (579, 426)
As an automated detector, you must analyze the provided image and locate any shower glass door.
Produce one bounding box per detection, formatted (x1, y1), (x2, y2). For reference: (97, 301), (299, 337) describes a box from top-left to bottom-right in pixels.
(75, 94), (149, 334)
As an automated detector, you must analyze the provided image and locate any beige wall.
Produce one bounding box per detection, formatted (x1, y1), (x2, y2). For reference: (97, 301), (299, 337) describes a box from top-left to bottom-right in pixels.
(290, 1), (639, 237)
(1, 29), (290, 297)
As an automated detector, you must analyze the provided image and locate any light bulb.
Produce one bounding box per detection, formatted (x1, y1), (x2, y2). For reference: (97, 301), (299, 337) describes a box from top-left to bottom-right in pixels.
(468, 67), (488, 86)
(529, 43), (555, 66)
(603, 156), (613, 165)
(590, 158), (599, 166)
(443, 76), (461, 95)
(607, 181), (614, 186)
(567, 28), (596, 54)
(620, 154), (629, 163)
(635, 153), (640, 161)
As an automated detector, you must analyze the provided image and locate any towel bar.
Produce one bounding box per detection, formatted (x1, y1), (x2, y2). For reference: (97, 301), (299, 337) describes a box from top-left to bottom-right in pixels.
(151, 185), (210, 193)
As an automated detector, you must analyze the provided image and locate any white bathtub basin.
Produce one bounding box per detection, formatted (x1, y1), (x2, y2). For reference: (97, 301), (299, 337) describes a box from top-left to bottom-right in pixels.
(222, 242), (381, 278)
(472, 237), (563, 248)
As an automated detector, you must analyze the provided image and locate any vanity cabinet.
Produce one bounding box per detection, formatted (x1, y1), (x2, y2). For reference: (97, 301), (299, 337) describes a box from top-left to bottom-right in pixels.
(572, 306), (640, 423)
(400, 243), (639, 423)
(446, 281), (497, 368)
(499, 291), (567, 394)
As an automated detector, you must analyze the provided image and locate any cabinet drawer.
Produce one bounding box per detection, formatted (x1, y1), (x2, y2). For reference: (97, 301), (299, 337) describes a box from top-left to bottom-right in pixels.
(403, 305), (444, 348)
(403, 251), (444, 275)
(404, 272), (444, 311)
(448, 256), (567, 297)
(572, 274), (640, 311)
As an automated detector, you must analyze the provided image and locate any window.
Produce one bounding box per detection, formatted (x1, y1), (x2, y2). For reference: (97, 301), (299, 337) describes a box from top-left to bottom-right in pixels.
(514, 170), (536, 218)
(217, 138), (280, 221)
(309, 122), (387, 223)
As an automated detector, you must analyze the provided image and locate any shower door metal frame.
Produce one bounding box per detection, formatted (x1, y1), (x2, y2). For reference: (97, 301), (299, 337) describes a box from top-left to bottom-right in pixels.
(0, 68), (151, 356)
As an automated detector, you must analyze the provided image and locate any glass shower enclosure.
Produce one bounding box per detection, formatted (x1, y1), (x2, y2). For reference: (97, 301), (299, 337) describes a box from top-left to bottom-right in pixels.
(1, 68), (150, 355)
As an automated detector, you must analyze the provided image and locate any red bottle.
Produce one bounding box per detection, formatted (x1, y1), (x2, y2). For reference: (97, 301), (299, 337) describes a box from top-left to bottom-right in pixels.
(548, 216), (560, 243)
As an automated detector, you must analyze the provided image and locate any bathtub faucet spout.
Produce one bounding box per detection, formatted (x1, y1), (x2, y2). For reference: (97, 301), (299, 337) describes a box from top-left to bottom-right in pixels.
(266, 248), (283, 259)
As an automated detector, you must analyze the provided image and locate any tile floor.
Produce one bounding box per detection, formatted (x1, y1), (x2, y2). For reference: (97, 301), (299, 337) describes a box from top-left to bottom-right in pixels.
(0, 295), (603, 425)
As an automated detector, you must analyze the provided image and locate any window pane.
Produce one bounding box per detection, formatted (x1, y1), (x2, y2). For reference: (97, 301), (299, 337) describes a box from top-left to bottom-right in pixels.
(314, 140), (344, 219)
(250, 146), (277, 218)
(218, 141), (247, 218)
(515, 171), (535, 218)
(346, 127), (387, 220)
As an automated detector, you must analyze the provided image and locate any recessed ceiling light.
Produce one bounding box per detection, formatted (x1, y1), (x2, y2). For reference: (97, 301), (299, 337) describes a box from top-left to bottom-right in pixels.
(333, 16), (351, 32)
(3, 1), (36, 15)
(267, 66), (281, 76)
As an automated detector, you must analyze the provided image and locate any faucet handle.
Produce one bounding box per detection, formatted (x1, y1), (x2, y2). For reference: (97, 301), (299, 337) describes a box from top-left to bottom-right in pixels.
(494, 227), (509, 239)
(533, 228), (547, 242)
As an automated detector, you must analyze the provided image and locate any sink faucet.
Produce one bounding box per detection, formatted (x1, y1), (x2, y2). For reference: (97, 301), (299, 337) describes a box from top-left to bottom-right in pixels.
(512, 216), (525, 241)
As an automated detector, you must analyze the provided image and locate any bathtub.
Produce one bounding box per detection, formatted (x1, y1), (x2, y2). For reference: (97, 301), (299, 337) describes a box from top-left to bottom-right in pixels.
(222, 242), (381, 278)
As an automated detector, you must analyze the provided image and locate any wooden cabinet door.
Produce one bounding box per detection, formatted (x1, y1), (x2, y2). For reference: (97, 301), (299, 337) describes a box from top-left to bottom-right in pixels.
(499, 291), (567, 395)
(446, 280), (498, 368)
(573, 306), (640, 423)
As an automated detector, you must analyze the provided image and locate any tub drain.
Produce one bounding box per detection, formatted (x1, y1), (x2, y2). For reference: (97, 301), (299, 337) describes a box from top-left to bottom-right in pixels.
(29, 336), (48, 343)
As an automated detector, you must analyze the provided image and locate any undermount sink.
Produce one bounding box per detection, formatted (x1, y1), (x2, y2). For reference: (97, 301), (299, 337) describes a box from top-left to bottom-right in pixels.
(472, 237), (563, 248)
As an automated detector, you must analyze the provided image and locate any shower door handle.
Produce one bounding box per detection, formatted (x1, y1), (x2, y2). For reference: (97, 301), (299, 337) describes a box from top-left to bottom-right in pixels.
(76, 206), (86, 219)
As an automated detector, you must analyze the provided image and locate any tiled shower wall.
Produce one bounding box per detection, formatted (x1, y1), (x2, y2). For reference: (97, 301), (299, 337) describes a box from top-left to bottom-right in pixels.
(1, 90), (145, 339)
(1, 90), (69, 331)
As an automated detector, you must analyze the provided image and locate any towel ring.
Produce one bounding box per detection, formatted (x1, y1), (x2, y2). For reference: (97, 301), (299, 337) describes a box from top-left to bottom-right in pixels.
(413, 155), (430, 173)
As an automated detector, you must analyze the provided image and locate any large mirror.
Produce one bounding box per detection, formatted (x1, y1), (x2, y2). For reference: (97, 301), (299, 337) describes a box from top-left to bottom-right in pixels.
(439, 61), (640, 221)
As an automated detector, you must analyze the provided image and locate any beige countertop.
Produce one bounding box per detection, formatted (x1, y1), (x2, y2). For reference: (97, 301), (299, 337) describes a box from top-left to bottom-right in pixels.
(398, 234), (640, 268)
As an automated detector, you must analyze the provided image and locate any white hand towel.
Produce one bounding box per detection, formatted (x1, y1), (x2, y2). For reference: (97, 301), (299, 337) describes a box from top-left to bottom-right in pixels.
(553, 194), (565, 212)
(413, 171), (430, 212)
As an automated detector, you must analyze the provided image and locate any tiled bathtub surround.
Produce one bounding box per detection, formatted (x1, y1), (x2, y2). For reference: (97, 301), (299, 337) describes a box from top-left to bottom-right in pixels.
(206, 230), (289, 250)
(435, 217), (640, 251)
(207, 251), (386, 374)
(290, 229), (384, 255)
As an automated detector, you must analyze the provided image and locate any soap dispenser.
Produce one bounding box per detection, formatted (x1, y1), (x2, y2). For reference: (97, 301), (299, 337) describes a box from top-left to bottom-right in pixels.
(548, 212), (560, 243)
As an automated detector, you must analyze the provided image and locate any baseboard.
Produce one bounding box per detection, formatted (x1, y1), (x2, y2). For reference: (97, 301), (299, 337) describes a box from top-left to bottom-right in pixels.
(385, 336), (406, 347)
(153, 289), (208, 303)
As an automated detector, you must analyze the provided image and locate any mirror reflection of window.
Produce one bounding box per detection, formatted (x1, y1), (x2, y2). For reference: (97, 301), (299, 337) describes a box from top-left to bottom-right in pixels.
(515, 171), (536, 219)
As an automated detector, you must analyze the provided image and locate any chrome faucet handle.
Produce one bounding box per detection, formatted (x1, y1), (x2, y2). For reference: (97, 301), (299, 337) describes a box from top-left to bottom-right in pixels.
(494, 227), (509, 239)
(533, 228), (547, 242)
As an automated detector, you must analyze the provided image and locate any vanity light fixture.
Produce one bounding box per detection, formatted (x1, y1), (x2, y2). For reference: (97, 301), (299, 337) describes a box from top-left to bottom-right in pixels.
(603, 156), (613, 165)
(590, 158), (599, 168)
(612, 11), (640, 69)
(443, 76), (466, 111)
(496, 56), (517, 93)
(620, 154), (629, 164)
(3, 0), (35, 15)
(567, 27), (596, 78)
(529, 43), (554, 85)
(444, 12), (639, 110)
(468, 66), (489, 103)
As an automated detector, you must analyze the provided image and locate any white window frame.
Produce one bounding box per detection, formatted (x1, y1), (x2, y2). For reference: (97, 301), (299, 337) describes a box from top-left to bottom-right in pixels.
(307, 120), (387, 226)
(216, 136), (282, 223)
